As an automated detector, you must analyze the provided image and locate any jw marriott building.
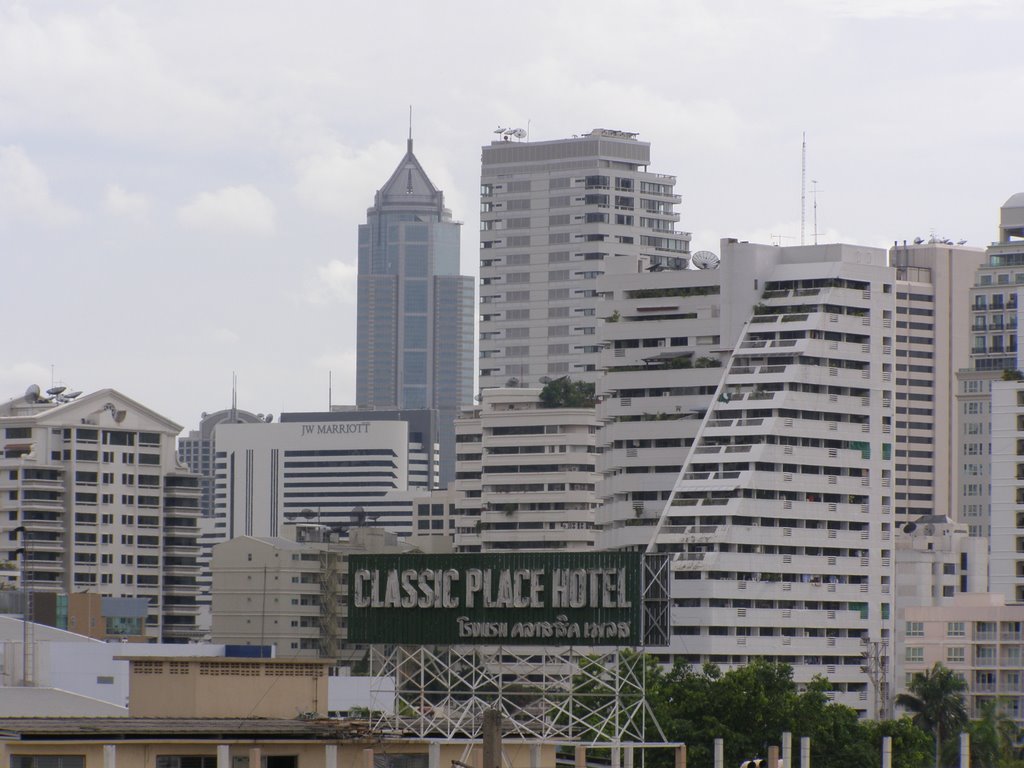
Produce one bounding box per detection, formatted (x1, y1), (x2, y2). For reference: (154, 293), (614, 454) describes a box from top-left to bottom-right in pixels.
(356, 137), (475, 487)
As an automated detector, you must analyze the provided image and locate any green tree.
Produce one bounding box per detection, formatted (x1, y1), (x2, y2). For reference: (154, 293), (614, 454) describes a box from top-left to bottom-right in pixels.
(960, 700), (1022, 768)
(538, 377), (596, 408)
(896, 662), (969, 768)
(865, 718), (934, 768)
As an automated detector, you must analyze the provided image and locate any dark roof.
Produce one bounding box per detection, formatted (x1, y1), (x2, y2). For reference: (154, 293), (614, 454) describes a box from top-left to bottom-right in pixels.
(0, 718), (373, 741)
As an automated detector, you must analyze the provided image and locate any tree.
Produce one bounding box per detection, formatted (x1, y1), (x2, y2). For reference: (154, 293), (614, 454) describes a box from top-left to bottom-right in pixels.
(896, 662), (969, 768)
(960, 700), (1022, 768)
(538, 377), (596, 408)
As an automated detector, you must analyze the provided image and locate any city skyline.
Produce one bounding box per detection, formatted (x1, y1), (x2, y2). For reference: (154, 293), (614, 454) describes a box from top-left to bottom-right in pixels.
(3, 1), (1024, 428)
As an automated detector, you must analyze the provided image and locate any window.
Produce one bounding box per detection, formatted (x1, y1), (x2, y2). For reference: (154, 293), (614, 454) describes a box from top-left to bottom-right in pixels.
(156, 758), (218, 768)
(905, 647), (924, 663)
(12, 758), (85, 768)
(946, 647), (965, 663)
(905, 621), (924, 637)
(948, 621), (965, 637)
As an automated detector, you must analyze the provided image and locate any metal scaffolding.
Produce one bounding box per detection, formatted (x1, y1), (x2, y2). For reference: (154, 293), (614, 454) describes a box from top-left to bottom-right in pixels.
(366, 644), (663, 744)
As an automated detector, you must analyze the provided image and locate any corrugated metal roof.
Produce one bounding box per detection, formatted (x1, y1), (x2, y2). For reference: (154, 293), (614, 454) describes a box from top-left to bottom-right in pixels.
(0, 717), (373, 741)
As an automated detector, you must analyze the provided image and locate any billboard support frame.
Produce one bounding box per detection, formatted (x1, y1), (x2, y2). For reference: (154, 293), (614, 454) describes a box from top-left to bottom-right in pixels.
(366, 643), (665, 744)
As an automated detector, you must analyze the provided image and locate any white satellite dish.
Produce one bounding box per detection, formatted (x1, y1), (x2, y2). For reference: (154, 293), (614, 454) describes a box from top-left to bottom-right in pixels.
(691, 250), (720, 269)
(510, 128), (527, 139)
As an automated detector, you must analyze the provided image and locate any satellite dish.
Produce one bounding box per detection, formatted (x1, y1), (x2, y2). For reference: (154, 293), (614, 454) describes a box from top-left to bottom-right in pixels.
(923, 524), (935, 536)
(691, 250), (720, 269)
(494, 126), (506, 134)
(63, 391), (82, 400)
(265, 414), (274, 423)
(511, 128), (527, 139)
(24, 384), (41, 403)
(902, 522), (917, 534)
(46, 386), (66, 396)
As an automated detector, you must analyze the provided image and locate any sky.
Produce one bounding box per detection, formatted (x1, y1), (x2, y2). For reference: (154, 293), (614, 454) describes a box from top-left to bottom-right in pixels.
(2, 0), (1022, 431)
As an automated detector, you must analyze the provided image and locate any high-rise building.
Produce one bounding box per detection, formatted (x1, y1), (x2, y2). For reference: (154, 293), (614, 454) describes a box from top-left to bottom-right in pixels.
(356, 137), (474, 488)
(178, 407), (266, 520)
(957, 194), (1024, 538)
(478, 129), (690, 391)
(212, 417), (433, 541)
(452, 387), (599, 552)
(646, 240), (896, 716)
(888, 242), (985, 523)
(595, 261), (727, 550)
(0, 387), (201, 642)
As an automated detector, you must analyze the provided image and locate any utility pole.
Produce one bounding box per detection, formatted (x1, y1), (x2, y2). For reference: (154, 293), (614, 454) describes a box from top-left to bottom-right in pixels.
(862, 637), (890, 719)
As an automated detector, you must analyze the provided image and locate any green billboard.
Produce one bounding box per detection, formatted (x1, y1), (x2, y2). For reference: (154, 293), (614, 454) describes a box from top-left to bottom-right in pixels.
(347, 551), (642, 646)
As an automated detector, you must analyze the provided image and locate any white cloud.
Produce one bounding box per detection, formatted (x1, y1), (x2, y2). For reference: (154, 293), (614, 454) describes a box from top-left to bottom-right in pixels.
(306, 260), (358, 305)
(0, 145), (79, 227)
(177, 185), (276, 236)
(104, 184), (148, 217)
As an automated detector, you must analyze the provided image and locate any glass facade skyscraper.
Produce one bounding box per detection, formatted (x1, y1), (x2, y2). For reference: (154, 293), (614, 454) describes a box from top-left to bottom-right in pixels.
(356, 138), (474, 487)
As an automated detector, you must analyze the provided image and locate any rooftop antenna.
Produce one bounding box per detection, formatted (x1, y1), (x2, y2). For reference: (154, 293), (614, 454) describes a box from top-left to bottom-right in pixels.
(231, 372), (237, 423)
(328, 370), (333, 411)
(800, 132), (807, 246)
(407, 105), (413, 152)
(811, 180), (823, 245)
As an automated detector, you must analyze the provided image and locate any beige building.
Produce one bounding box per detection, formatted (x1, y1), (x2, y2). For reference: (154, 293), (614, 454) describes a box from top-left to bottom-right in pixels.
(903, 593), (1024, 726)
(889, 241), (985, 524)
(0, 655), (554, 768)
(210, 526), (410, 659)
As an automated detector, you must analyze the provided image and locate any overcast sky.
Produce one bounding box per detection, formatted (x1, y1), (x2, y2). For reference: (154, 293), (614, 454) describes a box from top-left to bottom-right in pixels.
(2, 0), (1021, 430)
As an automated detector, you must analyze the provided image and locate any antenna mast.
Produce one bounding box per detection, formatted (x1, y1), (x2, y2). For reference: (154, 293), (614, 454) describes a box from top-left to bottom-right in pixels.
(800, 132), (807, 246)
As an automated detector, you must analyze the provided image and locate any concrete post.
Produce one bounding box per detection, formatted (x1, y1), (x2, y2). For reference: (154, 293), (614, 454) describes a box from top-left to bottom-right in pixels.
(428, 743), (440, 768)
(483, 708), (503, 768)
(800, 737), (810, 768)
(675, 745), (687, 768)
(363, 748), (375, 768)
(530, 743), (541, 768)
(611, 746), (620, 768)
(217, 744), (230, 768)
(714, 738), (724, 768)
(961, 732), (970, 768)
(768, 745), (779, 768)
(103, 745), (116, 768)
(782, 733), (791, 768)
(325, 745), (338, 768)
(248, 748), (261, 768)
(575, 746), (587, 768)
(882, 736), (892, 768)
(624, 746), (634, 768)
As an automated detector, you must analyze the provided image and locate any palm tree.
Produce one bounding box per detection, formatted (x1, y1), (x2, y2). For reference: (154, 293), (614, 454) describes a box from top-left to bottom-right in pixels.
(963, 700), (1021, 768)
(896, 662), (969, 768)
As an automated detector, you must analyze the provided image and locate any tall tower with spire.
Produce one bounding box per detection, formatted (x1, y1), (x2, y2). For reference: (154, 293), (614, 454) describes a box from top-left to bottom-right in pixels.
(356, 133), (474, 487)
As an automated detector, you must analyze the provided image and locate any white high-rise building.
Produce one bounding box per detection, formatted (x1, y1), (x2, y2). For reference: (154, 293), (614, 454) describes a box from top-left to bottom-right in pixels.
(452, 387), (599, 552)
(478, 129), (691, 391)
(595, 262), (726, 550)
(646, 240), (896, 716)
(0, 388), (201, 642)
(211, 418), (432, 542)
(957, 194), (1024, 539)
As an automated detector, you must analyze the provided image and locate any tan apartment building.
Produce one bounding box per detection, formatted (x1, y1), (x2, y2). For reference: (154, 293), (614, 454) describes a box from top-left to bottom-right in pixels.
(903, 593), (1024, 726)
(210, 526), (410, 659)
